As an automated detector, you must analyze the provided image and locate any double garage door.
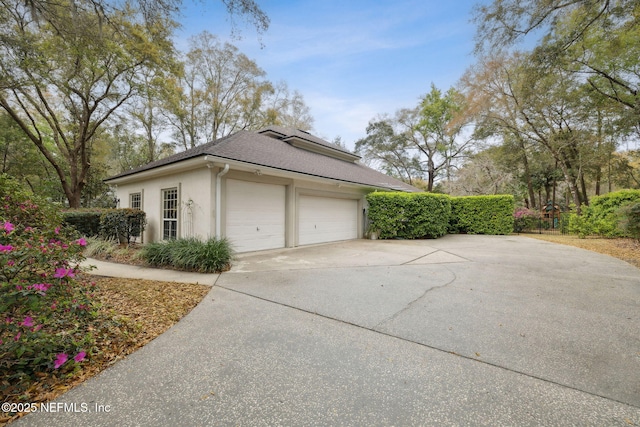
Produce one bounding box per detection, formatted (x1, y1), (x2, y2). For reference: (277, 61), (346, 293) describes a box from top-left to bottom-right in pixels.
(225, 179), (358, 253)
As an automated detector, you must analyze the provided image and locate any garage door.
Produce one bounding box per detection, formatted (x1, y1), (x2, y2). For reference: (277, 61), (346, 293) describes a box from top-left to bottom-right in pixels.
(298, 196), (358, 245)
(226, 179), (285, 252)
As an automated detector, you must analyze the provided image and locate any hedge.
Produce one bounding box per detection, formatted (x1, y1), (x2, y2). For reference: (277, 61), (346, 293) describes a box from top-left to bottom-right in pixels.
(100, 209), (146, 244)
(366, 192), (451, 239)
(367, 192), (515, 239)
(62, 209), (106, 237)
(568, 189), (640, 237)
(62, 208), (146, 244)
(449, 195), (515, 235)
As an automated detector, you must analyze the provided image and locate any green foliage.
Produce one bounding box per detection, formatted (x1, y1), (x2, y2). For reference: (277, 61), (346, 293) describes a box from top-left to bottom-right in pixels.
(100, 209), (147, 244)
(62, 209), (107, 237)
(83, 236), (118, 258)
(141, 237), (233, 273)
(449, 195), (515, 235)
(619, 203), (640, 240)
(569, 190), (640, 237)
(513, 207), (541, 233)
(1, 175), (96, 380)
(366, 192), (451, 239)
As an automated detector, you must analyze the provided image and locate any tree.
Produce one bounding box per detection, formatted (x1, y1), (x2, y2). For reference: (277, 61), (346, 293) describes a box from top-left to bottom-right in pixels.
(0, 0), (269, 208)
(357, 85), (475, 192)
(262, 81), (314, 131)
(355, 117), (423, 185)
(165, 32), (314, 149)
(166, 31), (272, 149)
(473, 0), (626, 53)
(474, 0), (640, 130)
(448, 146), (517, 196)
(0, 0), (176, 207)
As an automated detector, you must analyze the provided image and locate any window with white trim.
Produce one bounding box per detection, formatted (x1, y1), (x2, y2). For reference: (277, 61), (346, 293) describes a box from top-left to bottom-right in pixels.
(130, 192), (141, 210)
(162, 188), (178, 240)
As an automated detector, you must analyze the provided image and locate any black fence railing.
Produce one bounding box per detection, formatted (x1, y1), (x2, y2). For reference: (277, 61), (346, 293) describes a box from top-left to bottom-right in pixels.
(518, 214), (570, 235)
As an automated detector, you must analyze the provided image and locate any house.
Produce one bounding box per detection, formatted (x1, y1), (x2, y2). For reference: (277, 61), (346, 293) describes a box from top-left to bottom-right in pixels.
(105, 126), (420, 253)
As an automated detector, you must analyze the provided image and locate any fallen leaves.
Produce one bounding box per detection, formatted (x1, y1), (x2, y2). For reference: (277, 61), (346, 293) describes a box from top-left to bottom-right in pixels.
(525, 235), (640, 269)
(1, 275), (209, 426)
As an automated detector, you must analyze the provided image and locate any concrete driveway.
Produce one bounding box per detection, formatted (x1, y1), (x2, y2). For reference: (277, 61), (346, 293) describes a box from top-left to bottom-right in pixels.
(18, 235), (640, 426)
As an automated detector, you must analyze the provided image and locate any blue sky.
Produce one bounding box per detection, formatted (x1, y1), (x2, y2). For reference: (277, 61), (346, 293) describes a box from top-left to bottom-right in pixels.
(176, 0), (486, 149)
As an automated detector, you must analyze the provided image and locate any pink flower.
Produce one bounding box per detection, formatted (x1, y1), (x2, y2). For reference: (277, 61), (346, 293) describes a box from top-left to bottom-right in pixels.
(74, 351), (86, 362)
(54, 226), (60, 235)
(33, 324), (42, 332)
(14, 332), (21, 342)
(20, 316), (34, 327)
(0, 244), (13, 252)
(75, 238), (87, 246)
(3, 222), (14, 233)
(54, 268), (75, 279)
(29, 283), (52, 293)
(7, 260), (14, 266)
(54, 353), (68, 369)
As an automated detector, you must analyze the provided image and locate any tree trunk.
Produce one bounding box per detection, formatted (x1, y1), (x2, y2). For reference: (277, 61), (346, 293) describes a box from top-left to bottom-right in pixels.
(520, 144), (536, 209)
(580, 171), (589, 206)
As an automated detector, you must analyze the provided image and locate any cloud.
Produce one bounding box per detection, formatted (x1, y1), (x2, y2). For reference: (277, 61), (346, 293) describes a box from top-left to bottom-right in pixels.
(305, 92), (400, 148)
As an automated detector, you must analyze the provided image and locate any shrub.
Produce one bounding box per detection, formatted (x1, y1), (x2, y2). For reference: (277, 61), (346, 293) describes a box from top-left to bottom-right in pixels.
(62, 209), (105, 237)
(569, 190), (640, 237)
(618, 202), (640, 240)
(100, 209), (146, 244)
(513, 207), (541, 232)
(83, 236), (118, 258)
(449, 195), (515, 235)
(0, 174), (96, 379)
(141, 237), (233, 273)
(366, 192), (451, 239)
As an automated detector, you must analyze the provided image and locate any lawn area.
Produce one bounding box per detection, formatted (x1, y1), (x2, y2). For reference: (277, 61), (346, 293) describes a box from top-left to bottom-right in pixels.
(524, 234), (640, 269)
(1, 276), (209, 426)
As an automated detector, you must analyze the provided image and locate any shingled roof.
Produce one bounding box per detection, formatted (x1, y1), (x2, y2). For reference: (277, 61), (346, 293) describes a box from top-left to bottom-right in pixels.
(106, 128), (420, 192)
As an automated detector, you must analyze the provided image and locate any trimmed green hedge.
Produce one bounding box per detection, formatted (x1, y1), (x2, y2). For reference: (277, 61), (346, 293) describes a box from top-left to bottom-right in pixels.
(366, 192), (451, 239)
(449, 195), (515, 235)
(62, 209), (106, 237)
(367, 192), (515, 239)
(62, 208), (146, 243)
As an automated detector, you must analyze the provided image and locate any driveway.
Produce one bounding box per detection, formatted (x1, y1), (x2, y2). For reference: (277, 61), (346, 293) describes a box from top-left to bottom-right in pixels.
(18, 235), (640, 426)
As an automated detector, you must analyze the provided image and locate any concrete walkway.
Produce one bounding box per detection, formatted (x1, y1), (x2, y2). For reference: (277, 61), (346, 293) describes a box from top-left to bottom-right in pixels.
(81, 258), (219, 285)
(17, 235), (640, 426)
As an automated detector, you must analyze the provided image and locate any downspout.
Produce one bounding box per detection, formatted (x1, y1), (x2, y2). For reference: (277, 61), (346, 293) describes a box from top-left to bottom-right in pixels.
(215, 163), (230, 239)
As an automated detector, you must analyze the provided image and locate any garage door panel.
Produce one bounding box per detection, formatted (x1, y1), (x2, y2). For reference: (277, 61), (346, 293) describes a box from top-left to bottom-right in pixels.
(226, 180), (285, 252)
(299, 196), (358, 245)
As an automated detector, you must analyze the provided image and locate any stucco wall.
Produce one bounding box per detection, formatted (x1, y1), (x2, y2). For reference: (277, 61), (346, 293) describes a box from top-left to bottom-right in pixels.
(115, 166), (214, 243)
(113, 165), (372, 248)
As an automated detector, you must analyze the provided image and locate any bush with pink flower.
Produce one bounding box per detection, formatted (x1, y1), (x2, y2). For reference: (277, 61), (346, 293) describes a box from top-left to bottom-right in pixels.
(0, 174), (97, 380)
(513, 207), (541, 232)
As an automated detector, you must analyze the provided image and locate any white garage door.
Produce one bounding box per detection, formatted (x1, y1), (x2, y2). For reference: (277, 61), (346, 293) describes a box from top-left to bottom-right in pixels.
(298, 196), (358, 245)
(226, 179), (285, 253)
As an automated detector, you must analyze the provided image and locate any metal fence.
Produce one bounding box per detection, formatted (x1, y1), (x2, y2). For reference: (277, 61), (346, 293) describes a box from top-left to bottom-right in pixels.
(518, 213), (570, 235)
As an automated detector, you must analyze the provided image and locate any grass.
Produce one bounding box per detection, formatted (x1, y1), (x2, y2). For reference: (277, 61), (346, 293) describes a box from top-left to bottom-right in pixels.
(142, 237), (233, 273)
(523, 234), (640, 269)
(1, 276), (209, 426)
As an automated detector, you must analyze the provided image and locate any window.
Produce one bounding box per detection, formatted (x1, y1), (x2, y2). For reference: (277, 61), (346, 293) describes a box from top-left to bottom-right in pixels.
(130, 192), (141, 210)
(162, 188), (178, 240)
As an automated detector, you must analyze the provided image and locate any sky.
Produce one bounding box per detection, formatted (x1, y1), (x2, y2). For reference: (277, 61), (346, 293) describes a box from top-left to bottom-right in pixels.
(176, 0), (487, 150)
